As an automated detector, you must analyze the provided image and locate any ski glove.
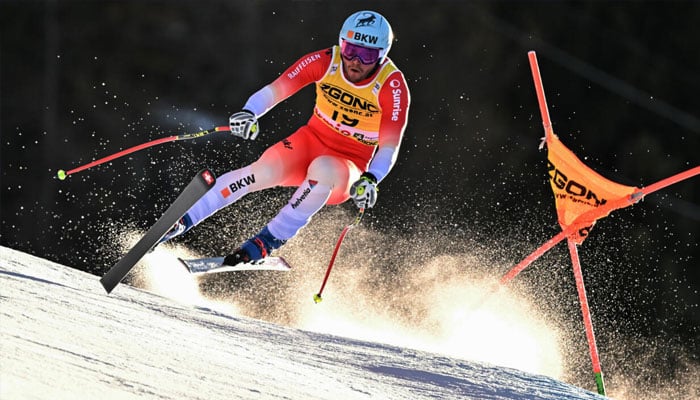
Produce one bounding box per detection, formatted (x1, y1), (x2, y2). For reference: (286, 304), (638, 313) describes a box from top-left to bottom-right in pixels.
(229, 110), (259, 140)
(349, 172), (378, 209)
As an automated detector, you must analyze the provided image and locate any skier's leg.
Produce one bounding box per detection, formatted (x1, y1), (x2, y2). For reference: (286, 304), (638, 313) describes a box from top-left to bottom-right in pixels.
(225, 155), (358, 265)
(186, 164), (271, 227)
(159, 165), (263, 244)
(267, 155), (357, 240)
(161, 128), (313, 245)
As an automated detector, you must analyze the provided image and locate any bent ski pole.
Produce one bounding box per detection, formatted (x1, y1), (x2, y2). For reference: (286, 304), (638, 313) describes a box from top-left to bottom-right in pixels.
(313, 208), (365, 303)
(56, 126), (230, 180)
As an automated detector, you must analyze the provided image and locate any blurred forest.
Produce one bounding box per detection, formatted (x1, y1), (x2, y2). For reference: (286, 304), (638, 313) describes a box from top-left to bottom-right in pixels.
(1, 0), (698, 394)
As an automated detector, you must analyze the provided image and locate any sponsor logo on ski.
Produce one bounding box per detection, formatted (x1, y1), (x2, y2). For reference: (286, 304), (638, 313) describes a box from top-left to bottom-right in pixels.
(229, 174), (256, 194)
(201, 170), (215, 185)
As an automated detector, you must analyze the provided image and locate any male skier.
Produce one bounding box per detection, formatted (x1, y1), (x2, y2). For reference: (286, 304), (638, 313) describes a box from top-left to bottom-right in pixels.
(162, 10), (410, 267)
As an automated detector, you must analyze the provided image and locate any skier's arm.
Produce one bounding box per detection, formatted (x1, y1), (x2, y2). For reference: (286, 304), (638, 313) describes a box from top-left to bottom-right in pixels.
(366, 70), (411, 183)
(243, 48), (333, 118)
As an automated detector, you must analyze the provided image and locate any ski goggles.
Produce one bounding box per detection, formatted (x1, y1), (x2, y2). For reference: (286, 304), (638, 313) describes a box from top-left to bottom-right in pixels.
(340, 41), (380, 65)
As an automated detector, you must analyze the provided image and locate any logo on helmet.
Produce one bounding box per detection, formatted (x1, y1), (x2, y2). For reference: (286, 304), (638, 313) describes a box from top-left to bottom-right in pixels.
(355, 13), (376, 27)
(347, 31), (379, 46)
(339, 11), (392, 63)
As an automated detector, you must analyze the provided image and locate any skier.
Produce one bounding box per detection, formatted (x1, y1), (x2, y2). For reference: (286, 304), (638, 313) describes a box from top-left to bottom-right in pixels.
(161, 10), (410, 267)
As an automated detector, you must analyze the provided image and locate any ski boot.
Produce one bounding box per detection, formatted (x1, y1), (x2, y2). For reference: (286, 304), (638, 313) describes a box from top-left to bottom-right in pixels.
(223, 226), (286, 266)
(157, 214), (193, 246)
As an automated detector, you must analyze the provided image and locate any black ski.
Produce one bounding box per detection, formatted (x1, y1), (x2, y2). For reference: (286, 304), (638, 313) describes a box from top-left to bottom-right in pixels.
(100, 169), (217, 293)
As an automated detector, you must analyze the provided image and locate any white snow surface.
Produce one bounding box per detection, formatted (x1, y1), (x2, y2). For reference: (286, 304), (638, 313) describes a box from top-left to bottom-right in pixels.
(0, 246), (605, 399)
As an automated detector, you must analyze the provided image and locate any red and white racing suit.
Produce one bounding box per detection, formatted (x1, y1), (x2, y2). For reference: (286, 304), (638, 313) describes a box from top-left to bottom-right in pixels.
(187, 46), (410, 241)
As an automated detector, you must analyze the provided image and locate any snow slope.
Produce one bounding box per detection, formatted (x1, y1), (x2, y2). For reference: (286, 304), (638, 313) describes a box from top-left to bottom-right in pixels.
(0, 246), (605, 400)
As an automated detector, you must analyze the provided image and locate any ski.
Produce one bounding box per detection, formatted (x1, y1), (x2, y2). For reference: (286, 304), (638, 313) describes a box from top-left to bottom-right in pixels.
(100, 169), (217, 293)
(179, 256), (292, 275)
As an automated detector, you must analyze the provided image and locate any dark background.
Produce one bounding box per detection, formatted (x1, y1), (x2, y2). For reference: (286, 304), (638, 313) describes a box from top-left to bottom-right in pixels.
(2, 0), (698, 396)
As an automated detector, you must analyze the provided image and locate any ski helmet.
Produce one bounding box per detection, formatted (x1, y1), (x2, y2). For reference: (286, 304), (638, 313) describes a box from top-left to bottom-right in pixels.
(339, 11), (394, 63)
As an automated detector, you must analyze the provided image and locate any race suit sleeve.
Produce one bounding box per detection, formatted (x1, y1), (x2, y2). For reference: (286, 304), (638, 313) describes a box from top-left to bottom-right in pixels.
(367, 70), (411, 183)
(243, 49), (333, 118)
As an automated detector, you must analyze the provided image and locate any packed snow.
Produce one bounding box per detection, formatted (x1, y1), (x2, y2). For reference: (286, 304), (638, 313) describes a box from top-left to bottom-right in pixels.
(0, 246), (606, 399)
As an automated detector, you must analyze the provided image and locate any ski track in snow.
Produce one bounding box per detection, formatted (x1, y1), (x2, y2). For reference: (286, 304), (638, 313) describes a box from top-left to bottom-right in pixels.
(0, 246), (604, 400)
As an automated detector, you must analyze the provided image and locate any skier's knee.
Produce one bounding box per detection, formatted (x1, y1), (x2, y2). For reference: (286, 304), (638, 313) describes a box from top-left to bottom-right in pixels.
(307, 156), (350, 185)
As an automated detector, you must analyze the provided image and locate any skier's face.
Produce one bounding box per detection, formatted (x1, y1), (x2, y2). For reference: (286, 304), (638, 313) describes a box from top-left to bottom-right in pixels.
(341, 41), (379, 83)
(341, 56), (377, 83)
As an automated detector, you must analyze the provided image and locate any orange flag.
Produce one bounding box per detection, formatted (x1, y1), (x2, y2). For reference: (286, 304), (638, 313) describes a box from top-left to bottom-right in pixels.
(546, 134), (639, 244)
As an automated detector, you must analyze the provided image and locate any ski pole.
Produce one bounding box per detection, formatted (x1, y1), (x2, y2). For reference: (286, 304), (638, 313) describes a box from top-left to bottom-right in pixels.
(56, 126), (230, 180)
(313, 207), (365, 303)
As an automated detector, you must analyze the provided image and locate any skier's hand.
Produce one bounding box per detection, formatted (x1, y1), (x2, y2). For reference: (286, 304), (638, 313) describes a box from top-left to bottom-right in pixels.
(229, 110), (259, 140)
(349, 172), (378, 209)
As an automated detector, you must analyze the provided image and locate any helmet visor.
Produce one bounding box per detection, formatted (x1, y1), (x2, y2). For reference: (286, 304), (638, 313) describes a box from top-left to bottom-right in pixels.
(341, 41), (380, 65)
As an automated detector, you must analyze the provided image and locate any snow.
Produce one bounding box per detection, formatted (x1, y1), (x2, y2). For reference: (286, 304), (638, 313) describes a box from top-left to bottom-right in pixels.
(0, 246), (605, 399)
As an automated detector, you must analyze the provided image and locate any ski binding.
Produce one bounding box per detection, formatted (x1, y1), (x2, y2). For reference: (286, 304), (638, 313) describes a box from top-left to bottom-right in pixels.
(179, 256), (292, 275)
